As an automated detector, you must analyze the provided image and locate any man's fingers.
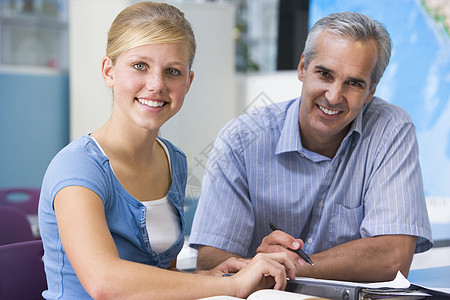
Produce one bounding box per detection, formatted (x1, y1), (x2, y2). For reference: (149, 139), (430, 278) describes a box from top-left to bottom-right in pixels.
(257, 243), (303, 267)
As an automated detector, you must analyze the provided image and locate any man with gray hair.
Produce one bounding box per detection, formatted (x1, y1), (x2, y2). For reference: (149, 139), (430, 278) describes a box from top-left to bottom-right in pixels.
(189, 12), (432, 281)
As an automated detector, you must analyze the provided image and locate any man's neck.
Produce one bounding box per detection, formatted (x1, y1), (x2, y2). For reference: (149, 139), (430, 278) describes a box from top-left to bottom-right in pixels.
(299, 125), (349, 159)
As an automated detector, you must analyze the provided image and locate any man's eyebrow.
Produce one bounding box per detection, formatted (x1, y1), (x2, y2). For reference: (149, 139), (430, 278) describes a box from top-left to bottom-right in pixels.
(315, 65), (367, 86)
(314, 65), (334, 74)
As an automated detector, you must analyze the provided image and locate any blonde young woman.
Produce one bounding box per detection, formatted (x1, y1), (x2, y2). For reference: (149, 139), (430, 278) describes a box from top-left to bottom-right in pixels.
(38, 2), (295, 299)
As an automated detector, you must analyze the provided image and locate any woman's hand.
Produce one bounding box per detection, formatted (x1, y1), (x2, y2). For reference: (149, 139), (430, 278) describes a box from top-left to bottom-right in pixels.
(197, 256), (250, 277)
(228, 252), (297, 298)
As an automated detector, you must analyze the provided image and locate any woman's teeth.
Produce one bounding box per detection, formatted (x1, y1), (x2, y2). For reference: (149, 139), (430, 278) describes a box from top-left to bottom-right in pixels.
(138, 98), (165, 107)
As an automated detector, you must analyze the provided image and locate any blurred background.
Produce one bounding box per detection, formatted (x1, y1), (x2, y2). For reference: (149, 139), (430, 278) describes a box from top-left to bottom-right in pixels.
(0, 0), (449, 269)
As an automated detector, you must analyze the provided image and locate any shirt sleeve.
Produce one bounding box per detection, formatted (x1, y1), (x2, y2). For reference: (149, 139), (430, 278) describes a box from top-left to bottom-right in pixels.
(361, 118), (433, 253)
(189, 122), (255, 257)
(44, 145), (111, 208)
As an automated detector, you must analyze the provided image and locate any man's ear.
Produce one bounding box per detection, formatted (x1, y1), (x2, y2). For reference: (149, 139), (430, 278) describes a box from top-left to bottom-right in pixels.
(365, 82), (378, 104)
(102, 56), (114, 88)
(297, 53), (306, 82)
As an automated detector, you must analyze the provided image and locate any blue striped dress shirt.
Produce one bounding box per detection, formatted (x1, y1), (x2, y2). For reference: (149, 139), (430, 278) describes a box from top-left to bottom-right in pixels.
(189, 97), (433, 257)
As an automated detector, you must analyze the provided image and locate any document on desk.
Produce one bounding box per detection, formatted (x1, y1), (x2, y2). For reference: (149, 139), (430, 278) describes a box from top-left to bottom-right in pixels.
(200, 289), (328, 299)
(286, 271), (433, 300)
(293, 270), (410, 289)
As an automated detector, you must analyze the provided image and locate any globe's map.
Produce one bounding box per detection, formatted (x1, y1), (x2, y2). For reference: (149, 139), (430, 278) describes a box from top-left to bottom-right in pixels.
(311, 0), (450, 201)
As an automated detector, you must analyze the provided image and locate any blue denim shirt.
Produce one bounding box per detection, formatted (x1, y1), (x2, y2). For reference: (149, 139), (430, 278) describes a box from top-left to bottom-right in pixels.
(38, 135), (187, 299)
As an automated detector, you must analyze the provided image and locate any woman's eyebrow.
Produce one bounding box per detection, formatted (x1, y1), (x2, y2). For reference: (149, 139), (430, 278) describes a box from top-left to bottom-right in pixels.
(128, 55), (188, 66)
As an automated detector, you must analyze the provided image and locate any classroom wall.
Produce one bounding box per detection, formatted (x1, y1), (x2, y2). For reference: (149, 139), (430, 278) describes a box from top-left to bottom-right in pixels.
(0, 71), (69, 188)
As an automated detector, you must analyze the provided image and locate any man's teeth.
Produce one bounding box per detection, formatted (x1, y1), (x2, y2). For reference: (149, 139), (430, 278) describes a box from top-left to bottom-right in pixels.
(138, 98), (165, 107)
(319, 105), (339, 115)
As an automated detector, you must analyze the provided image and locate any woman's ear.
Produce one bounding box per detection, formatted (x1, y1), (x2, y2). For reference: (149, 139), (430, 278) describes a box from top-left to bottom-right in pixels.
(185, 71), (194, 95)
(102, 56), (114, 88)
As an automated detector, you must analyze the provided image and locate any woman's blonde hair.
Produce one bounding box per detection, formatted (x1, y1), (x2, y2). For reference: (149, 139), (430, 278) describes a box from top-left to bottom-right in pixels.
(106, 1), (196, 67)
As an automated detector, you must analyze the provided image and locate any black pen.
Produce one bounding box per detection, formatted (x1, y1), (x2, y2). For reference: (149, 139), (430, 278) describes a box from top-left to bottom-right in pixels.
(269, 222), (314, 265)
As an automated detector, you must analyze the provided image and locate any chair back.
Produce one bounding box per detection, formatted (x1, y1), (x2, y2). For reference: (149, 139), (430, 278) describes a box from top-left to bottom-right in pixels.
(0, 187), (41, 215)
(0, 206), (34, 246)
(0, 240), (47, 300)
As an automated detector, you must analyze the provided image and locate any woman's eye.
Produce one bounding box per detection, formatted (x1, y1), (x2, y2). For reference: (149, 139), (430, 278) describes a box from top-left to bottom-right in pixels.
(133, 63), (146, 71)
(167, 68), (180, 76)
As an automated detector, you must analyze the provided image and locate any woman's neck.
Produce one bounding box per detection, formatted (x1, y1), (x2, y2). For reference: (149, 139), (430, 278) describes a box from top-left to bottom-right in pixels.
(91, 117), (159, 166)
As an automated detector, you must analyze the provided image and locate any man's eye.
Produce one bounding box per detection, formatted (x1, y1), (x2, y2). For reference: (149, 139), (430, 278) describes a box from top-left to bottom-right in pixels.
(133, 63), (146, 71)
(348, 81), (361, 87)
(167, 68), (180, 76)
(319, 71), (330, 78)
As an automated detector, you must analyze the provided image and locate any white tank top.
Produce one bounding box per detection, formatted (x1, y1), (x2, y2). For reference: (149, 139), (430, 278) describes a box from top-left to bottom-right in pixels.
(142, 139), (180, 254)
(143, 196), (181, 254)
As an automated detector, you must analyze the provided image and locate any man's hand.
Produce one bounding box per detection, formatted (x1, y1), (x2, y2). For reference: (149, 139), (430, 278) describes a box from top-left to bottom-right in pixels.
(197, 234), (417, 282)
(256, 230), (306, 267)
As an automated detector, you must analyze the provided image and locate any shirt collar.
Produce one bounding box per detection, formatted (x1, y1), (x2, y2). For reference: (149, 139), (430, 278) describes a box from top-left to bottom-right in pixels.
(275, 97), (302, 155)
(275, 97), (365, 156)
(347, 102), (365, 143)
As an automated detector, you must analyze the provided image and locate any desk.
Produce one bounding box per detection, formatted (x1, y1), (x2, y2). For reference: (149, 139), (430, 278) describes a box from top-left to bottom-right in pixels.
(409, 266), (450, 289)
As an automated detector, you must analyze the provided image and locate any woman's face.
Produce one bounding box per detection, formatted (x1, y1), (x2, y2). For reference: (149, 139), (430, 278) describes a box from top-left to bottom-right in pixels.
(102, 43), (194, 132)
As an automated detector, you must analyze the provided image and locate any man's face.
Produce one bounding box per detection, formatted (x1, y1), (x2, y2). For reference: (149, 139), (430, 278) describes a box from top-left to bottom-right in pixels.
(297, 31), (379, 153)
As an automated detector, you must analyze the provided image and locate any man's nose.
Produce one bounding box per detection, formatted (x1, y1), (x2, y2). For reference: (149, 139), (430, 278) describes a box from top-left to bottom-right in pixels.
(325, 82), (343, 104)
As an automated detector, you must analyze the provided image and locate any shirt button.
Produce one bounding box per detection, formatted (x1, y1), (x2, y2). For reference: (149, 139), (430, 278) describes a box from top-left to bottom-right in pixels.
(319, 201), (324, 208)
(307, 238), (313, 244)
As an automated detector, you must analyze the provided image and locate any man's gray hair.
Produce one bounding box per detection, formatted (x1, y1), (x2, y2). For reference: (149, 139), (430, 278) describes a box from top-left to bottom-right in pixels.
(303, 12), (392, 90)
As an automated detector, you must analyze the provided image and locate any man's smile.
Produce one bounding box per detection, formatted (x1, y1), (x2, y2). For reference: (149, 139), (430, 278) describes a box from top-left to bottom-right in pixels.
(318, 104), (341, 116)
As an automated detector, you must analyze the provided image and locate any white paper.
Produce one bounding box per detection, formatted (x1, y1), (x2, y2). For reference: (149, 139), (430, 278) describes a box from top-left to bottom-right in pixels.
(294, 271), (410, 289)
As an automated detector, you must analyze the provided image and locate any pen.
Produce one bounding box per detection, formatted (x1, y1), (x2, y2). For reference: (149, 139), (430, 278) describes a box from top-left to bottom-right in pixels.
(269, 222), (314, 265)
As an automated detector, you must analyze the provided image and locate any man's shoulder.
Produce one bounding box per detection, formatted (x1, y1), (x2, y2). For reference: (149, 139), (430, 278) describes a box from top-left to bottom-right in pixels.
(364, 97), (413, 126)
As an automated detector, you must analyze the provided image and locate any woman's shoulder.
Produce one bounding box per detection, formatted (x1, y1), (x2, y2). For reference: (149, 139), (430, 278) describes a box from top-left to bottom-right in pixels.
(156, 137), (186, 160)
(46, 135), (110, 178)
(156, 137), (188, 182)
(41, 135), (114, 206)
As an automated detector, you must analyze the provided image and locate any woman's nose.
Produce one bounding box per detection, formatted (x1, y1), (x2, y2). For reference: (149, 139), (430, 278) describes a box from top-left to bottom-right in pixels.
(146, 72), (166, 93)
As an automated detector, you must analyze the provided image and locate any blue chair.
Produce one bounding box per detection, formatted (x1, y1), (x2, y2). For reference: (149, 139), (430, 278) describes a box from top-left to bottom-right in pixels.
(0, 206), (34, 246)
(0, 240), (47, 300)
